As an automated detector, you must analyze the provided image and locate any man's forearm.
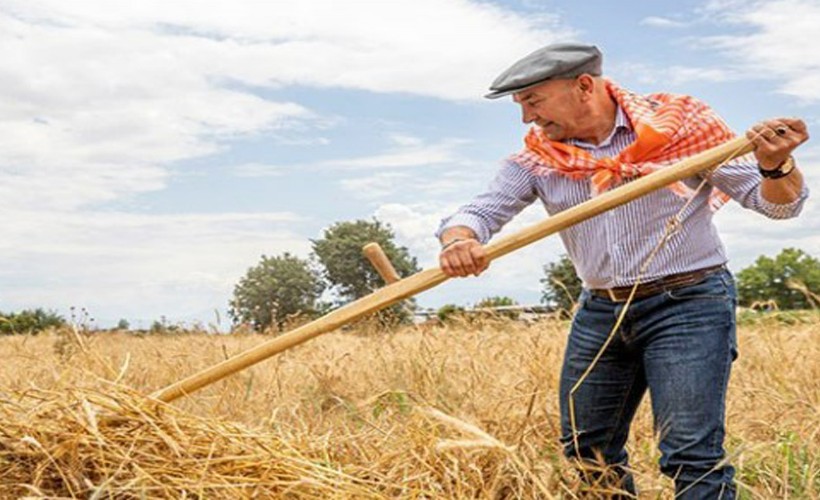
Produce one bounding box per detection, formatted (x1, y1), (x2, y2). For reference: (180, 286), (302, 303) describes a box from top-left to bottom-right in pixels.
(761, 166), (804, 204)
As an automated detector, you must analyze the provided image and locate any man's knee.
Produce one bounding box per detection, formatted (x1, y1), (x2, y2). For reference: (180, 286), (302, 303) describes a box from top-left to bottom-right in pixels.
(560, 429), (627, 464)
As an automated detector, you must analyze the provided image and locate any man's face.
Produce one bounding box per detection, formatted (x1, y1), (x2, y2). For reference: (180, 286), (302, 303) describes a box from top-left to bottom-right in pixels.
(513, 79), (582, 141)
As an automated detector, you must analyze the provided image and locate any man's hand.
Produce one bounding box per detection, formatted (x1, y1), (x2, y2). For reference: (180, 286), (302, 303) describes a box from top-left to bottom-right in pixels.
(747, 118), (809, 170)
(438, 233), (490, 278)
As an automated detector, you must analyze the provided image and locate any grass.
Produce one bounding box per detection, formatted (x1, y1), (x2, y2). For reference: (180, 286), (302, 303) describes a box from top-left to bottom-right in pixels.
(0, 312), (817, 498)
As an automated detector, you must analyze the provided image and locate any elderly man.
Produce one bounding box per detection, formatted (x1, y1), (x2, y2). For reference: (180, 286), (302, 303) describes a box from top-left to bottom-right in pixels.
(437, 43), (809, 498)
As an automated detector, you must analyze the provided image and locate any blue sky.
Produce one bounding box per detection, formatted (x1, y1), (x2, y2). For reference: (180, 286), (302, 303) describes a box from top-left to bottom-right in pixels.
(1, 0), (818, 328)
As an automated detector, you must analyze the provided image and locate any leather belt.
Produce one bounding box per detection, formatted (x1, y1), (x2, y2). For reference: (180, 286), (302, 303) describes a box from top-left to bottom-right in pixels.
(589, 264), (725, 303)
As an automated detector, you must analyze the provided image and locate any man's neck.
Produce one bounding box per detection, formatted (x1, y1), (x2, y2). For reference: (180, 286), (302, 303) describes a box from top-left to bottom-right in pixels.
(576, 95), (618, 145)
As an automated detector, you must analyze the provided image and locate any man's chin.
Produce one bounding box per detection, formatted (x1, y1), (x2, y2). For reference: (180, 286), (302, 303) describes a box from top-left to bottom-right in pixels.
(539, 127), (563, 141)
(533, 123), (559, 139)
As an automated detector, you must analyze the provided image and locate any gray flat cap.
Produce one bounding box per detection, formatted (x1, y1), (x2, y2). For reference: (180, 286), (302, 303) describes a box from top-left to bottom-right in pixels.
(485, 43), (602, 99)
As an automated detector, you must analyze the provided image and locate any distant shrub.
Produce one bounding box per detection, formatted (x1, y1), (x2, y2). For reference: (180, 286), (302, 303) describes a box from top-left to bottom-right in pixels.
(0, 308), (66, 335)
(474, 296), (520, 320)
(437, 304), (466, 322)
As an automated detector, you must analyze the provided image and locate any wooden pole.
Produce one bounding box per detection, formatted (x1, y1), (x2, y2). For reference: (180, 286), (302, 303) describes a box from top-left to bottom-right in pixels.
(150, 136), (754, 404)
(363, 242), (401, 284)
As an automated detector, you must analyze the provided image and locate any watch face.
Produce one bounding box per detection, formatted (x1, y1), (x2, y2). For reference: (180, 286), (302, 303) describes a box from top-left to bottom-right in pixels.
(760, 157), (794, 179)
(782, 157), (796, 174)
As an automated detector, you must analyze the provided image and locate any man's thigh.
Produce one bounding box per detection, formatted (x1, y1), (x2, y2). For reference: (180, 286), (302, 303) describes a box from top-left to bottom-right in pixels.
(559, 290), (646, 462)
(638, 271), (737, 475)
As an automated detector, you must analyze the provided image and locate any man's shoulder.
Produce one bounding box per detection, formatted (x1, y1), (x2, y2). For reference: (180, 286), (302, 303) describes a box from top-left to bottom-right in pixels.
(504, 151), (547, 177)
(644, 91), (712, 111)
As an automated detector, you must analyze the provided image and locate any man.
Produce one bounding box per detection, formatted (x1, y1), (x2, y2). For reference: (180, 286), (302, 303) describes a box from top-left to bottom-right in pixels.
(437, 43), (809, 499)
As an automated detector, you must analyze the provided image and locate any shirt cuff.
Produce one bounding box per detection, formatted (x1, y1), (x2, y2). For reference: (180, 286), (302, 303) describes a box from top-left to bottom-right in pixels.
(436, 213), (492, 244)
(756, 182), (810, 219)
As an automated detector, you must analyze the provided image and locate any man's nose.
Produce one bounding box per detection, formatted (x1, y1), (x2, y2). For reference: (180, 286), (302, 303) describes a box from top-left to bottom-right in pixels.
(521, 106), (536, 124)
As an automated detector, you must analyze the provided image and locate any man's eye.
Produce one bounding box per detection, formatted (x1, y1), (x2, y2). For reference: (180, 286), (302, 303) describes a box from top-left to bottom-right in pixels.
(527, 99), (543, 106)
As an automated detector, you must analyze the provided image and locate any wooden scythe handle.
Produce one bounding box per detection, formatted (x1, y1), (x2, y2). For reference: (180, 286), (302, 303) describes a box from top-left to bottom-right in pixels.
(149, 136), (754, 404)
(362, 242), (401, 284)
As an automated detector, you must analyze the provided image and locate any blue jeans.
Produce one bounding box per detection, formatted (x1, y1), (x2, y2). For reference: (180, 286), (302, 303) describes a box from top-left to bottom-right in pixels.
(559, 268), (737, 499)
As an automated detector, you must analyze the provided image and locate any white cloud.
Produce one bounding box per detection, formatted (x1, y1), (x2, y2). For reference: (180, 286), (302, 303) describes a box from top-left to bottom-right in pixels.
(0, 11), (314, 213)
(619, 2), (820, 101)
(375, 203), (454, 267)
(665, 66), (733, 85)
(333, 132), (489, 202)
(340, 173), (413, 201)
(716, 200), (820, 271)
(317, 139), (474, 170)
(610, 62), (736, 87)
(0, 209), (310, 325)
(795, 144), (820, 165)
(640, 16), (689, 28)
(0, 0), (567, 205)
(388, 134), (426, 148)
(243, 137), (475, 174)
(17, 1), (813, 325)
(0, 1), (571, 323)
(3, 0), (572, 100)
(232, 163), (286, 178)
(341, 169), (484, 203)
(702, 0), (820, 102)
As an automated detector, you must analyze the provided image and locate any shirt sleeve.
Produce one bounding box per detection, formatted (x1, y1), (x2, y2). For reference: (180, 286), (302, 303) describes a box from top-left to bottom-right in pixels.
(704, 155), (809, 219)
(436, 160), (538, 244)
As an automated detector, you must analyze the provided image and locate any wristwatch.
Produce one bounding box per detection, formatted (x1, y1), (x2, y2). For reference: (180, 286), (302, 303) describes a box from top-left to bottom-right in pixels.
(759, 156), (796, 179)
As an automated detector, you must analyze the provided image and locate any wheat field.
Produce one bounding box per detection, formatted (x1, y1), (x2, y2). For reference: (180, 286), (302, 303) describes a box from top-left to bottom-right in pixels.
(0, 312), (817, 498)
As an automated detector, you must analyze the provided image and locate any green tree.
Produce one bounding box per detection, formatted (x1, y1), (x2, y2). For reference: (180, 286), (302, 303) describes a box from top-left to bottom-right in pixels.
(0, 308), (66, 335)
(312, 219), (420, 302)
(437, 303), (466, 322)
(475, 296), (519, 319)
(229, 252), (324, 332)
(736, 248), (820, 309)
(475, 296), (518, 308)
(540, 254), (583, 313)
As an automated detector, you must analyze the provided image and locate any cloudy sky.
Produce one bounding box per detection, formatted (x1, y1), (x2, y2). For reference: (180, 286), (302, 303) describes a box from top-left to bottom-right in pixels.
(1, 0), (818, 328)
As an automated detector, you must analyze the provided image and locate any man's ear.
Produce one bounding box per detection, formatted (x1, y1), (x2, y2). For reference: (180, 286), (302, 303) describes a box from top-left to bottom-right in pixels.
(577, 74), (594, 93)
(574, 74), (595, 102)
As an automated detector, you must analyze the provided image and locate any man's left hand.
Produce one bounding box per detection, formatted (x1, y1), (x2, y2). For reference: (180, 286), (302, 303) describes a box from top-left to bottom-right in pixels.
(747, 118), (809, 170)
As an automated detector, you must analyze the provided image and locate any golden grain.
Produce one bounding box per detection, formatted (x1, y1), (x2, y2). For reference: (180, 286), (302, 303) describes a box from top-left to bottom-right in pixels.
(0, 312), (817, 498)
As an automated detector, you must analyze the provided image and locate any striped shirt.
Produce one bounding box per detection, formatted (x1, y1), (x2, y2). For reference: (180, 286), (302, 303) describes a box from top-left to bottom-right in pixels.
(437, 106), (809, 289)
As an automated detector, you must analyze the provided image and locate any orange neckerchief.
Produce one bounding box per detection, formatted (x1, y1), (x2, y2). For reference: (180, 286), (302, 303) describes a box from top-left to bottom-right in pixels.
(510, 80), (735, 210)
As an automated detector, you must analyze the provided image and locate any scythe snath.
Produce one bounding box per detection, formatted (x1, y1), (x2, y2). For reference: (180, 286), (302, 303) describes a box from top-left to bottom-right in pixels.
(150, 136), (755, 404)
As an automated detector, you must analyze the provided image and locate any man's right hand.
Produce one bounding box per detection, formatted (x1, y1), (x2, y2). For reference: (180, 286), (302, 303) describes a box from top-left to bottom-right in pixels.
(439, 238), (489, 277)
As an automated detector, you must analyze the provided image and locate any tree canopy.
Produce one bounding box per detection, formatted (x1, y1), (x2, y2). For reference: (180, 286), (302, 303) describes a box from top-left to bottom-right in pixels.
(540, 254), (582, 313)
(475, 296), (518, 308)
(229, 252), (324, 332)
(736, 248), (820, 309)
(312, 219), (420, 303)
(475, 295), (520, 319)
